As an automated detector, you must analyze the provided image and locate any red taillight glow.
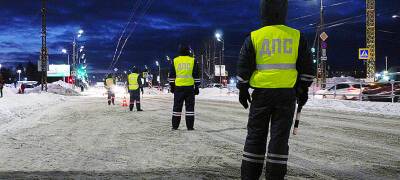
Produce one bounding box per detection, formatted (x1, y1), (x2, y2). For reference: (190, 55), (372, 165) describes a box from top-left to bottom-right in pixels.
(347, 87), (358, 92)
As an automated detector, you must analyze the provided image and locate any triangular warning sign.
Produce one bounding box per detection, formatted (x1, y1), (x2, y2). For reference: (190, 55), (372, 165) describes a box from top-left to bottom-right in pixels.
(361, 50), (368, 57)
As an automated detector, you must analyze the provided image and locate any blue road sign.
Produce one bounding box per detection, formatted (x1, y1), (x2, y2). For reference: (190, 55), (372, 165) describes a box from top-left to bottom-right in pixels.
(359, 48), (370, 60)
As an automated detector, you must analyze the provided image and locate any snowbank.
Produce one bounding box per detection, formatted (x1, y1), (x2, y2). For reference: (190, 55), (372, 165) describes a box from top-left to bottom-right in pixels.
(26, 81), (80, 96)
(306, 98), (400, 117)
(0, 87), (66, 126)
(197, 88), (238, 102)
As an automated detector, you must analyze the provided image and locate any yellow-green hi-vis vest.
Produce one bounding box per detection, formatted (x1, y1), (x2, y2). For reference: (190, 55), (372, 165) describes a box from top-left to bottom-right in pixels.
(106, 78), (114, 89)
(250, 25), (300, 88)
(128, 73), (139, 90)
(174, 56), (195, 87)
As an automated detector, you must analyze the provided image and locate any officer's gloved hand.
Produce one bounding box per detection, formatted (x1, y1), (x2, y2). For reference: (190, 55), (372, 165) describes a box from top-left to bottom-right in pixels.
(194, 86), (200, 95)
(238, 83), (251, 109)
(296, 85), (309, 107)
(170, 85), (175, 93)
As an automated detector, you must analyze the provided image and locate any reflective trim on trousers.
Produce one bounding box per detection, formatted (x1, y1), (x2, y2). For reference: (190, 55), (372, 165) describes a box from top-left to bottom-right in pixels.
(173, 112), (182, 117)
(267, 153), (288, 159)
(256, 64), (296, 70)
(186, 112), (195, 116)
(242, 157), (264, 164)
(266, 159), (287, 165)
(244, 152), (265, 158)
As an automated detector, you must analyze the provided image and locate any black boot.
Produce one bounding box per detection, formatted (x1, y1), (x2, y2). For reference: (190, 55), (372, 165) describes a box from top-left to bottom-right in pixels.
(136, 103), (143, 111)
(112, 98), (115, 105)
(108, 100), (111, 105)
(129, 104), (134, 111)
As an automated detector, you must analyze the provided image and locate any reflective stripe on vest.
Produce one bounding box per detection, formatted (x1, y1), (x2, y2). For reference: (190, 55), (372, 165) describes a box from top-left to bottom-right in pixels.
(174, 56), (195, 86)
(257, 64), (296, 70)
(128, 73), (139, 90)
(250, 25), (300, 88)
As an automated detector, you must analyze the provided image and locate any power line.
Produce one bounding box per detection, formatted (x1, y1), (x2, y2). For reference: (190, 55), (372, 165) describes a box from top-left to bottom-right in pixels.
(109, 0), (154, 72)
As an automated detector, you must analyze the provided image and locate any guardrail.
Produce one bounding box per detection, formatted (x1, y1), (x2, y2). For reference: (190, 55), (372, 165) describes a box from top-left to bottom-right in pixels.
(311, 81), (400, 103)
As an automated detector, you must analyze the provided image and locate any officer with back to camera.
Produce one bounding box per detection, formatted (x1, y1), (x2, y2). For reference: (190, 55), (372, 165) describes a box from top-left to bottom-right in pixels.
(168, 44), (201, 131)
(127, 66), (144, 111)
(237, 0), (315, 179)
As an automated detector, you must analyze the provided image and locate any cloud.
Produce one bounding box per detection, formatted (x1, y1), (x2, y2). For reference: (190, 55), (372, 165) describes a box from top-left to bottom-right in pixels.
(0, 0), (399, 74)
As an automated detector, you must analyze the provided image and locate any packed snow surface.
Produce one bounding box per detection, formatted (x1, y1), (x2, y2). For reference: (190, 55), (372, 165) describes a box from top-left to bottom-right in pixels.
(0, 87), (399, 179)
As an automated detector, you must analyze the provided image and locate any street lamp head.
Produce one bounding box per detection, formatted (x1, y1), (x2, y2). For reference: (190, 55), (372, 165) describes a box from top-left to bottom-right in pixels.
(215, 32), (221, 39)
(155, 61), (159, 66)
(392, 14), (399, 19)
(17, 70), (22, 73)
(78, 29), (84, 34)
(61, 49), (67, 54)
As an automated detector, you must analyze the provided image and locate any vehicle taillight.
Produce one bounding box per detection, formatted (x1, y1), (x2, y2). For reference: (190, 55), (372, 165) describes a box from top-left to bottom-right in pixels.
(348, 87), (357, 92)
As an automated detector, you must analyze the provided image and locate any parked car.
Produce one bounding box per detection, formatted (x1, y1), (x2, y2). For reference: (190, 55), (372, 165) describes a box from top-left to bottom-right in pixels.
(208, 83), (223, 88)
(315, 82), (363, 100)
(362, 83), (400, 102)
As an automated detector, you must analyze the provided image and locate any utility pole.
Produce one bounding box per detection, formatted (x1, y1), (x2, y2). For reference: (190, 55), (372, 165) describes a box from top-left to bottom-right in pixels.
(316, 0), (327, 87)
(366, 0), (376, 80)
(40, 0), (48, 91)
(201, 55), (204, 88)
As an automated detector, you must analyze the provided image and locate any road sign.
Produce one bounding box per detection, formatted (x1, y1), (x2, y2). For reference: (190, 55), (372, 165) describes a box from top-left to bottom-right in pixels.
(215, 65), (226, 76)
(320, 32), (328, 41)
(322, 49), (327, 57)
(359, 48), (370, 60)
(321, 41), (328, 49)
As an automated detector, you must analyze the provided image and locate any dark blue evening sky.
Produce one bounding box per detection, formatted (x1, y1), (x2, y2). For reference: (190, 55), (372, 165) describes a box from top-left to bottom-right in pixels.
(0, 0), (399, 75)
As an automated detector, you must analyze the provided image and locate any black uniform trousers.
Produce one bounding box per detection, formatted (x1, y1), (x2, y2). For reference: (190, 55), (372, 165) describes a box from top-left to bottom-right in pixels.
(129, 90), (141, 111)
(107, 89), (115, 105)
(172, 86), (195, 129)
(241, 89), (296, 180)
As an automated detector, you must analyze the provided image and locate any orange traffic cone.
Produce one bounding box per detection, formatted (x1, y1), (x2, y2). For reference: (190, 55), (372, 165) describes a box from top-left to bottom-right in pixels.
(122, 97), (128, 107)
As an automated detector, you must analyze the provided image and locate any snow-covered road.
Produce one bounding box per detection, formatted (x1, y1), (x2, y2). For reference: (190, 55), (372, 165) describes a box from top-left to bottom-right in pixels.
(0, 94), (399, 179)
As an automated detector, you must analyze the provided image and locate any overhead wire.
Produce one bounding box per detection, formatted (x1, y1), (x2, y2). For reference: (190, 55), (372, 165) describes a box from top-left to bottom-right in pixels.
(110, 0), (154, 71)
(109, 0), (143, 71)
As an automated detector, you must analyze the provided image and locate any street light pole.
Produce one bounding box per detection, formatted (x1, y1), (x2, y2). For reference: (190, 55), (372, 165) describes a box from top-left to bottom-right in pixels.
(17, 70), (22, 81)
(156, 61), (161, 86)
(215, 31), (224, 85)
(385, 56), (388, 72)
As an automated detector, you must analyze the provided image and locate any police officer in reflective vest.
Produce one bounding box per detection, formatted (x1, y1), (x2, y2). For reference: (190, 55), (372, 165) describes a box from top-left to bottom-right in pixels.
(104, 74), (116, 105)
(127, 67), (144, 111)
(168, 44), (200, 130)
(237, 0), (315, 179)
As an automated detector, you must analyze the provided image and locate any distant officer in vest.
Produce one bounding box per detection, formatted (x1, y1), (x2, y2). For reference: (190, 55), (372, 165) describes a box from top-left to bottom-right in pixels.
(127, 66), (144, 111)
(104, 74), (116, 105)
(168, 44), (200, 130)
(237, 0), (315, 179)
